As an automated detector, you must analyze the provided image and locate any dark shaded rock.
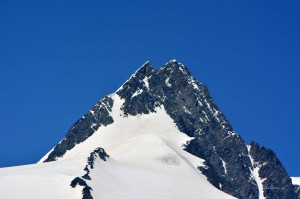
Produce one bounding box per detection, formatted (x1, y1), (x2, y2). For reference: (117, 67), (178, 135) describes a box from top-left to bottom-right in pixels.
(83, 165), (90, 172)
(185, 137), (258, 199)
(44, 96), (114, 162)
(82, 173), (91, 180)
(70, 177), (87, 188)
(116, 61), (159, 116)
(249, 141), (298, 199)
(82, 185), (93, 199)
(198, 161), (221, 189)
(87, 147), (109, 169)
(70, 177), (93, 199)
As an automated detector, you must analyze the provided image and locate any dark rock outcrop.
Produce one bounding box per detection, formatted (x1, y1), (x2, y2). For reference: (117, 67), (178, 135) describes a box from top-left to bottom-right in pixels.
(249, 141), (299, 199)
(70, 147), (109, 199)
(70, 177), (88, 188)
(70, 177), (93, 199)
(87, 147), (109, 169)
(116, 61), (158, 116)
(44, 96), (113, 162)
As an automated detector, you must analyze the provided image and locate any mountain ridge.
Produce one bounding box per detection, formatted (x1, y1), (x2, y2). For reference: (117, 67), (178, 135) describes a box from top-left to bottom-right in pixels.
(1, 60), (298, 199)
(42, 60), (299, 199)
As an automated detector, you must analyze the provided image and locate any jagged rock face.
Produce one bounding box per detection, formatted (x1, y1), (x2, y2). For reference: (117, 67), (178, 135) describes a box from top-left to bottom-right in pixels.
(117, 61), (258, 198)
(44, 96), (114, 162)
(43, 60), (299, 199)
(249, 142), (299, 199)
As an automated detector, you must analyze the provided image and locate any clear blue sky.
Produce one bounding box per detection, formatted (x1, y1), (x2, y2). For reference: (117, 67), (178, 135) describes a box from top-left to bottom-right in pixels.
(0, 0), (299, 176)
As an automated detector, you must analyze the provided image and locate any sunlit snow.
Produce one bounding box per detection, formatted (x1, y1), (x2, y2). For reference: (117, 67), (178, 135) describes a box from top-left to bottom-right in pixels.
(292, 177), (300, 185)
(0, 94), (235, 199)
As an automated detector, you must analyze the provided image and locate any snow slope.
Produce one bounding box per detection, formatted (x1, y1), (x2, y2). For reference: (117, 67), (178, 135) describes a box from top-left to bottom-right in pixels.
(0, 159), (83, 199)
(0, 94), (235, 199)
(292, 177), (300, 185)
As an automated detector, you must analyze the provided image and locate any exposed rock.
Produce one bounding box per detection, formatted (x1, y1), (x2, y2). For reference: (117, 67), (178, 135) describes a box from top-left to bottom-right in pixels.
(70, 177), (87, 188)
(70, 147), (109, 199)
(249, 141), (298, 199)
(82, 186), (93, 199)
(44, 96), (113, 162)
(82, 173), (91, 180)
(87, 147), (109, 169)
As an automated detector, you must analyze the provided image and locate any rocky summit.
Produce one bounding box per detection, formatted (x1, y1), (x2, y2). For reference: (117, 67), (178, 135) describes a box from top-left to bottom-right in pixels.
(1, 60), (299, 199)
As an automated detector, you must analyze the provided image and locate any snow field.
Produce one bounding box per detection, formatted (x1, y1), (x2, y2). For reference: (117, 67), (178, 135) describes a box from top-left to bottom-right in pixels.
(0, 94), (235, 199)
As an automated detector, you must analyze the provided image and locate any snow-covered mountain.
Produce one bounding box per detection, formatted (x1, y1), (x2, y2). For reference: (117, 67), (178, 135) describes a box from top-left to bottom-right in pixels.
(0, 60), (299, 199)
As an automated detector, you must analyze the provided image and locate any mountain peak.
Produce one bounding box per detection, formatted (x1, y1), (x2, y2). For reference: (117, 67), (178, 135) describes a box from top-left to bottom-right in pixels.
(36, 60), (299, 199)
(135, 60), (153, 75)
(160, 59), (192, 78)
(116, 61), (154, 93)
(169, 59), (178, 62)
(128, 60), (154, 81)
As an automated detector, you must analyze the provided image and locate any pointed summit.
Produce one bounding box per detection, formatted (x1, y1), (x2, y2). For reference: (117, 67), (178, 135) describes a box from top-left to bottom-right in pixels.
(116, 61), (156, 115)
(133, 60), (154, 76)
(38, 60), (299, 199)
(117, 61), (154, 91)
(160, 59), (192, 77)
